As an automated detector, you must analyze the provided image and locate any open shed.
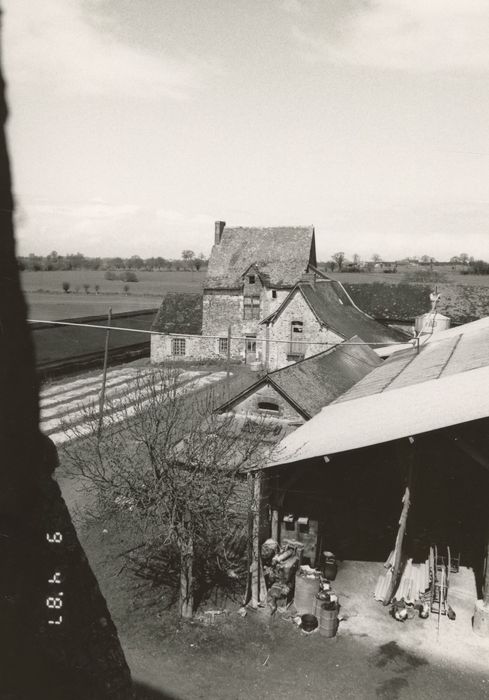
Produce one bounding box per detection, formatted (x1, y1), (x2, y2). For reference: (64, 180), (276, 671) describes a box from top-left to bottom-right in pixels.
(249, 317), (489, 631)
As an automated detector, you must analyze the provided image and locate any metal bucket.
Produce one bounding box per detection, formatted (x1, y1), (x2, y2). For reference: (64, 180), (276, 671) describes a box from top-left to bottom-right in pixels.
(319, 603), (338, 638)
(294, 572), (320, 615)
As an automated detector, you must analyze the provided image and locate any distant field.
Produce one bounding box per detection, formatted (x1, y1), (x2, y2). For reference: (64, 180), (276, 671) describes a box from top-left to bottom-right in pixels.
(26, 293), (158, 321)
(21, 269), (206, 295)
(327, 268), (489, 287)
(21, 269), (205, 320)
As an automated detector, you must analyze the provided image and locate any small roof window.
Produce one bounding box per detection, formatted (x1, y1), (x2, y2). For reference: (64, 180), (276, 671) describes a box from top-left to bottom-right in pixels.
(248, 275), (256, 284)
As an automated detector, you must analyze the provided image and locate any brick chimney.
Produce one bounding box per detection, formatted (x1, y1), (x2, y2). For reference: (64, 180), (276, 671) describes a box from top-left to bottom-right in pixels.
(215, 220), (226, 245)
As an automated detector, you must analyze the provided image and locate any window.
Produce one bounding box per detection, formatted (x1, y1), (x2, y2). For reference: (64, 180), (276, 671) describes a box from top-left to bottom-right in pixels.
(248, 275), (255, 284)
(272, 290), (277, 299)
(218, 337), (228, 354)
(288, 321), (304, 357)
(258, 401), (280, 413)
(245, 335), (257, 356)
(171, 338), (186, 356)
(244, 296), (260, 319)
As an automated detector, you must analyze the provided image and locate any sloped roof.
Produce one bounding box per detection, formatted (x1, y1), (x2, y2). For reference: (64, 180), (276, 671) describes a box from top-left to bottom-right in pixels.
(265, 317), (489, 467)
(217, 337), (382, 419)
(205, 226), (316, 289)
(263, 280), (407, 345)
(151, 293), (203, 335)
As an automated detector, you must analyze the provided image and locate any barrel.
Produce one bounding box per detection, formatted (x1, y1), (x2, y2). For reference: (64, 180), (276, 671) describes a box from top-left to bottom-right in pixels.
(319, 603), (338, 638)
(294, 572), (320, 615)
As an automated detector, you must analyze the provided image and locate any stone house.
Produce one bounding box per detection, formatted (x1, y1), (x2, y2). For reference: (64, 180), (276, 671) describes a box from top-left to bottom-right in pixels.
(260, 278), (407, 371)
(202, 221), (318, 363)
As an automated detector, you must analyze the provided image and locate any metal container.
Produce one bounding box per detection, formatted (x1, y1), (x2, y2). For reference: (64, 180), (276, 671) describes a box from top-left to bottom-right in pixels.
(294, 572), (320, 615)
(319, 603), (339, 638)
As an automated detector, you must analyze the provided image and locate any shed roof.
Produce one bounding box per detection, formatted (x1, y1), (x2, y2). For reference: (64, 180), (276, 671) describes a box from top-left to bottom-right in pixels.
(205, 226), (316, 289)
(217, 337), (382, 419)
(262, 280), (407, 345)
(266, 316), (489, 467)
(151, 292), (203, 335)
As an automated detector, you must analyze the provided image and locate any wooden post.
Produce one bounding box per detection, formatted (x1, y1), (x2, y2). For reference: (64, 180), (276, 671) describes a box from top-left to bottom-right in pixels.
(265, 322), (270, 372)
(251, 471), (261, 607)
(97, 307), (112, 436)
(384, 439), (415, 605)
(271, 508), (279, 543)
(226, 324), (231, 399)
(474, 520), (489, 636)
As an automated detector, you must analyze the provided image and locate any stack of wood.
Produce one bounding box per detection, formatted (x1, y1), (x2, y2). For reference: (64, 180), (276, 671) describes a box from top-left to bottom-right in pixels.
(374, 552), (431, 605)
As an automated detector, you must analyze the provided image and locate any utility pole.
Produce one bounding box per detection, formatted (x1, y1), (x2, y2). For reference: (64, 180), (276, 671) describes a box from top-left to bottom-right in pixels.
(226, 324), (231, 398)
(98, 307), (112, 436)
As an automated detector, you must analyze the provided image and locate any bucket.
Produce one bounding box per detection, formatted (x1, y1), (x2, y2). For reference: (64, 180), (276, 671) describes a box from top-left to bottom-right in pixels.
(301, 614), (318, 632)
(319, 603), (338, 638)
(294, 572), (320, 615)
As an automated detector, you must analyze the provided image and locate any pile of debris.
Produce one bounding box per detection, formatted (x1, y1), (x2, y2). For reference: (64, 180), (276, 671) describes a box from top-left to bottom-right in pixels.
(260, 540), (340, 637)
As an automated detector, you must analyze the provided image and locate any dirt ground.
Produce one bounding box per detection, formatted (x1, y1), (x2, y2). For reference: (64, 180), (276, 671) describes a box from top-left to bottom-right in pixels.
(56, 505), (489, 700)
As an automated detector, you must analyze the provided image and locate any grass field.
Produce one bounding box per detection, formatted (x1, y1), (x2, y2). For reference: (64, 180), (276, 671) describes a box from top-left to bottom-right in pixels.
(21, 269), (206, 295)
(21, 269), (205, 320)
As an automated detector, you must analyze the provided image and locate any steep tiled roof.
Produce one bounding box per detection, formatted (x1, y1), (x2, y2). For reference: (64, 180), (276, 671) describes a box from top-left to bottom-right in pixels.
(205, 226), (316, 289)
(263, 280), (407, 346)
(151, 293), (203, 334)
(217, 337), (381, 419)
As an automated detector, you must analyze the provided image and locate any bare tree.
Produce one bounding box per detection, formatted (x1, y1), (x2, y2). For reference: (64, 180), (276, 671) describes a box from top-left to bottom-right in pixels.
(181, 249), (195, 269)
(372, 253), (382, 264)
(459, 253), (469, 265)
(331, 251), (345, 271)
(352, 253), (361, 266)
(62, 369), (272, 618)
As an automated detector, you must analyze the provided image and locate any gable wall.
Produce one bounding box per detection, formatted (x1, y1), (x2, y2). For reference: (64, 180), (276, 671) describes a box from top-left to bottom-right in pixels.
(228, 382), (306, 423)
(202, 288), (291, 357)
(264, 291), (343, 371)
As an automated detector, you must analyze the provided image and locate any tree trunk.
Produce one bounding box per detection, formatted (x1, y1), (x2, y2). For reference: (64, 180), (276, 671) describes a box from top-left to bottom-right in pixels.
(179, 538), (194, 618)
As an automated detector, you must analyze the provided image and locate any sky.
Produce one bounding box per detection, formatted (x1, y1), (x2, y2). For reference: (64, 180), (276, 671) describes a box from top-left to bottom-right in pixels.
(3, 0), (489, 261)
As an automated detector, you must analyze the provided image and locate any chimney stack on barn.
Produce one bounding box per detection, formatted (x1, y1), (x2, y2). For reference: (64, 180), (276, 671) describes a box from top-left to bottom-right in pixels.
(215, 220), (226, 245)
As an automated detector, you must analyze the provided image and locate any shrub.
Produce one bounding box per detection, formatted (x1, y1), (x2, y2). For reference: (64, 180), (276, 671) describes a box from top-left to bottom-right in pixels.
(62, 281), (70, 293)
(104, 270), (117, 281)
(94, 284), (100, 294)
(120, 270), (138, 283)
(123, 284), (130, 294)
(83, 283), (90, 294)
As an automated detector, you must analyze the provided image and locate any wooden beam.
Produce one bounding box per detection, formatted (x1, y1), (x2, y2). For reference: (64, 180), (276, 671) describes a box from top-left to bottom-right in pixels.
(384, 440), (415, 605)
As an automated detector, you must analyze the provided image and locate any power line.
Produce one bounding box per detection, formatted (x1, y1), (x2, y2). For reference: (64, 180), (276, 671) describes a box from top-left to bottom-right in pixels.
(27, 318), (414, 348)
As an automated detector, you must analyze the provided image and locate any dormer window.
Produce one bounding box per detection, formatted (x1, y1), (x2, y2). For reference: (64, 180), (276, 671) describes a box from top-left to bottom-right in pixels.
(248, 275), (256, 284)
(272, 290), (277, 299)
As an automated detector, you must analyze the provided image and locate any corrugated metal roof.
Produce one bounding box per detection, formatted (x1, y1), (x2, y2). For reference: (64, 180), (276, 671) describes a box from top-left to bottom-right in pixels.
(204, 226), (316, 289)
(267, 365), (489, 467)
(266, 316), (489, 468)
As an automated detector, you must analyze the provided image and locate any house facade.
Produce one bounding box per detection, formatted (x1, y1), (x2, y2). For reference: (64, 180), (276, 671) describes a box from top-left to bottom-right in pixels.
(202, 221), (318, 363)
(260, 278), (407, 371)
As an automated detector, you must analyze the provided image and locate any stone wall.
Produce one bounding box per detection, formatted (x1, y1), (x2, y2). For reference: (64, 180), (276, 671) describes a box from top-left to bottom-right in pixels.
(151, 333), (243, 363)
(262, 292), (343, 371)
(228, 382), (306, 423)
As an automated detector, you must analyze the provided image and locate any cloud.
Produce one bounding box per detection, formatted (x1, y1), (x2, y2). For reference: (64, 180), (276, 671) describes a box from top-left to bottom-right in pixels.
(279, 0), (306, 16)
(3, 0), (214, 100)
(292, 0), (489, 72)
(15, 199), (214, 257)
